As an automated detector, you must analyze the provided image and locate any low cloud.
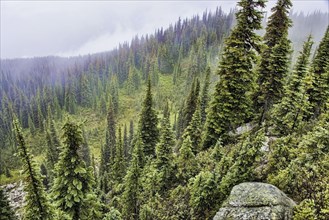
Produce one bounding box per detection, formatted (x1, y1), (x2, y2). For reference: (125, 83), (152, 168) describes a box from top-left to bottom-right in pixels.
(1, 1), (327, 59)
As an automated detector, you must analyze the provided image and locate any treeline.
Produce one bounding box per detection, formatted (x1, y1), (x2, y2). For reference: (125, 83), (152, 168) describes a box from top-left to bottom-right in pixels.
(1, 0), (329, 220)
(0, 6), (234, 171)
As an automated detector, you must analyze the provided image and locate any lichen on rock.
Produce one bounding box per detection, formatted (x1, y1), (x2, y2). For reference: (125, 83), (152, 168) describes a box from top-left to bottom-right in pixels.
(213, 182), (296, 220)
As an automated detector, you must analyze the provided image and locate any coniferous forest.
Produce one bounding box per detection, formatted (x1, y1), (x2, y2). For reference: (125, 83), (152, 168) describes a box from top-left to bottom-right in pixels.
(0, 0), (329, 219)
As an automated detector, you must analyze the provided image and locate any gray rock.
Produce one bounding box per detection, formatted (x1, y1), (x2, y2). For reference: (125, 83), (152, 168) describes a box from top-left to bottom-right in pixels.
(213, 182), (296, 220)
(2, 181), (26, 219)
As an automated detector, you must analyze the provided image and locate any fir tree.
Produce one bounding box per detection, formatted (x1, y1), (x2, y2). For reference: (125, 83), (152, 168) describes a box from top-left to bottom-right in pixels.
(155, 115), (175, 192)
(182, 78), (199, 131)
(123, 124), (129, 159)
(40, 163), (49, 190)
(190, 171), (219, 220)
(176, 135), (198, 184)
(129, 120), (134, 145)
(203, 0), (265, 148)
(113, 126), (125, 182)
(308, 26), (329, 117)
(138, 79), (159, 158)
(80, 129), (91, 167)
(0, 188), (16, 220)
(100, 101), (116, 175)
(183, 102), (202, 154)
(13, 119), (54, 220)
(122, 137), (145, 220)
(52, 119), (101, 220)
(200, 67), (211, 124)
(255, 0), (293, 123)
(272, 36), (313, 135)
(109, 75), (120, 114)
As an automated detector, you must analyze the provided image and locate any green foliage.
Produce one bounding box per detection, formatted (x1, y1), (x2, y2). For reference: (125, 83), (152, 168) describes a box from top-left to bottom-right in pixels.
(13, 119), (55, 220)
(176, 135), (198, 184)
(183, 102), (202, 154)
(155, 116), (175, 192)
(100, 101), (116, 176)
(122, 136), (144, 219)
(189, 171), (219, 220)
(269, 113), (329, 219)
(182, 78), (200, 131)
(138, 79), (159, 158)
(113, 126), (126, 182)
(255, 0), (293, 123)
(51, 119), (100, 220)
(80, 129), (91, 167)
(308, 26), (329, 117)
(271, 36), (313, 135)
(203, 0), (265, 148)
(294, 199), (317, 220)
(200, 67), (211, 124)
(103, 207), (122, 220)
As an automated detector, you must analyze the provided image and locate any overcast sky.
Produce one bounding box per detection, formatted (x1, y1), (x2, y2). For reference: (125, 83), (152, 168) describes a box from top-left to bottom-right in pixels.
(1, 0), (328, 59)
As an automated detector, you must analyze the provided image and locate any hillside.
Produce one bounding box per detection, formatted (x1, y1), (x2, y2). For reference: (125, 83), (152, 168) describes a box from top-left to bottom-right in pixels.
(1, 1), (329, 219)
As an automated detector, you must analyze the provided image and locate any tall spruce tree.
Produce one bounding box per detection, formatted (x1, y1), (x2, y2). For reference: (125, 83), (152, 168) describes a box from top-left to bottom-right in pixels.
(183, 78), (200, 131)
(155, 115), (175, 192)
(13, 119), (54, 220)
(200, 67), (211, 124)
(183, 102), (202, 154)
(272, 36), (314, 135)
(308, 26), (329, 117)
(123, 123), (129, 159)
(255, 0), (292, 123)
(122, 136), (145, 220)
(138, 79), (159, 158)
(80, 129), (91, 167)
(52, 119), (101, 220)
(176, 135), (198, 185)
(0, 188), (16, 220)
(113, 126), (125, 182)
(100, 101), (116, 175)
(203, 0), (265, 148)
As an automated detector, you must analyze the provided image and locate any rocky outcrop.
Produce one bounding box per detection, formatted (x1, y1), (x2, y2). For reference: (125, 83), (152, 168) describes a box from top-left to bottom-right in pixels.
(2, 181), (26, 219)
(213, 182), (296, 220)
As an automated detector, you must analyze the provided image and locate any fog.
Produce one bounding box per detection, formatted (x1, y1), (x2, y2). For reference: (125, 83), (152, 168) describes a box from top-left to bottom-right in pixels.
(1, 0), (328, 59)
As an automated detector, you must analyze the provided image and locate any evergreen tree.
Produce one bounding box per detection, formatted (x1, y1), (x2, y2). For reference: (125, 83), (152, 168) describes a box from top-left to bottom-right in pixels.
(183, 102), (202, 154)
(272, 36), (313, 135)
(13, 119), (54, 220)
(138, 79), (159, 158)
(308, 26), (329, 117)
(255, 0), (293, 123)
(109, 75), (120, 114)
(155, 115), (175, 192)
(129, 120), (134, 145)
(182, 78), (199, 131)
(40, 163), (49, 190)
(190, 171), (219, 220)
(200, 67), (211, 124)
(78, 74), (92, 107)
(176, 135), (198, 184)
(123, 124), (129, 159)
(100, 101), (116, 176)
(80, 129), (91, 167)
(0, 188), (16, 220)
(219, 130), (265, 199)
(203, 0), (265, 148)
(122, 137), (145, 219)
(113, 126), (125, 182)
(52, 119), (101, 220)
(49, 118), (61, 154)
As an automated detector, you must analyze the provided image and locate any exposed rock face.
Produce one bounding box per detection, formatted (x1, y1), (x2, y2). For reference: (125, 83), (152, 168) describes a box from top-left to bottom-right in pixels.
(213, 182), (296, 220)
(2, 181), (25, 219)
